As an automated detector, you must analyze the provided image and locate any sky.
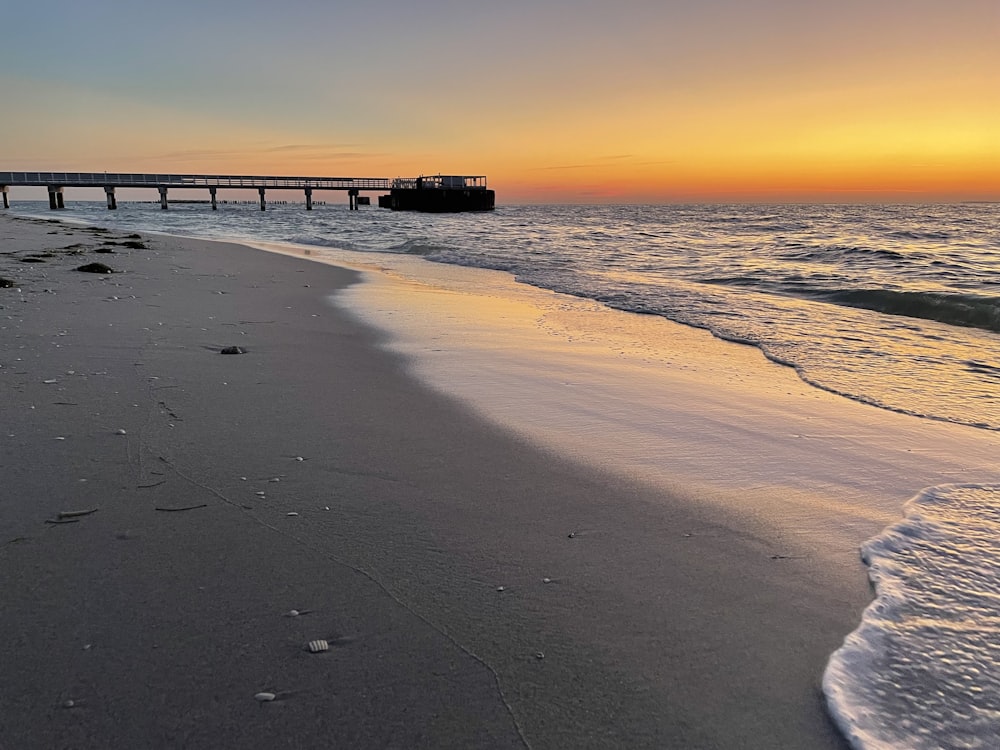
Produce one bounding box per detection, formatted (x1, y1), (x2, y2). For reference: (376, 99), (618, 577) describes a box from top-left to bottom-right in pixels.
(1, 0), (998, 203)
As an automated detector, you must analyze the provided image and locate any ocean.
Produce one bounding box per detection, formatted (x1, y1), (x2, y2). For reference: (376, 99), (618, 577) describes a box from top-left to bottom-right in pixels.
(12, 199), (1000, 748)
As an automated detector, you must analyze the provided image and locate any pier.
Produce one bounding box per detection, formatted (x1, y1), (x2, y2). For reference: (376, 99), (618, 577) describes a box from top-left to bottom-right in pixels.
(0, 171), (494, 212)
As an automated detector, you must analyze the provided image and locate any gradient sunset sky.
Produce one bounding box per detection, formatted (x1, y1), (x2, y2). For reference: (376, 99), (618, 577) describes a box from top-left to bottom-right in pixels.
(2, 0), (998, 203)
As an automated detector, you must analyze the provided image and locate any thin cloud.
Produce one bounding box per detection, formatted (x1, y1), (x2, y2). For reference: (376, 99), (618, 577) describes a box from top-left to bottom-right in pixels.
(264, 143), (362, 153)
(530, 155), (642, 171)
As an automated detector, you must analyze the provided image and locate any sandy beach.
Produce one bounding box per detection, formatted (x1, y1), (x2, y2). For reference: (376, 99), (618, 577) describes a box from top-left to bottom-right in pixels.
(3, 210), (998, 749)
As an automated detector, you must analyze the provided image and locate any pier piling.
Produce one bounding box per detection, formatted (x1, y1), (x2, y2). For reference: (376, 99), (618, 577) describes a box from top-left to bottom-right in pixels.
(104, 186), (117, 210)
(210, 187), (217, 210)
(305, 187), (313, 210)
(258, 188), (266, 211)
(1, 186), (8, 209)
(158, 186), (169, 210)
(47, 186), (64, 210)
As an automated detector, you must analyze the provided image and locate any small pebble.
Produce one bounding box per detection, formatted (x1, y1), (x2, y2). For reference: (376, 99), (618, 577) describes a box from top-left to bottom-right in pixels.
(254, 692), (276, 702)
(567, 532), (576, 539)
(286, 512), (299, 517)
(542, 577), (552, 584)
(496, 586), (505, 592)
(115, 429), (127, 435)
(294, 456), (305, 462)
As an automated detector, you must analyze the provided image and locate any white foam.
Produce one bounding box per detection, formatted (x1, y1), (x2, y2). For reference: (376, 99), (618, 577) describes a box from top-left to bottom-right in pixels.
(824, 484), (1000, 749)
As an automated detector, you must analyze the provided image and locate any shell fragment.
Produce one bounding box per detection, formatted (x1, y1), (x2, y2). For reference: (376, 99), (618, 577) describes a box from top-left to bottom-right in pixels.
(307, 640), (329, 653)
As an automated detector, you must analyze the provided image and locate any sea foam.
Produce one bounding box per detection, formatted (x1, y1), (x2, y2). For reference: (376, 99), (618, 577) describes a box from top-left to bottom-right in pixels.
(824, 484), (1000, 749)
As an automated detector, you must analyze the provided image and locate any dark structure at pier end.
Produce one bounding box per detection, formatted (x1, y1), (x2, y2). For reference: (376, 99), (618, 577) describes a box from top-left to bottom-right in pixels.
(379, 175), (495, 213)
(0, 171), (495, 213)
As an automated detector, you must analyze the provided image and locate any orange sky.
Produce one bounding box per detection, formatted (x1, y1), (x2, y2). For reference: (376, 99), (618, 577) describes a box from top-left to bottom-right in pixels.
(2, 1), (998, 203)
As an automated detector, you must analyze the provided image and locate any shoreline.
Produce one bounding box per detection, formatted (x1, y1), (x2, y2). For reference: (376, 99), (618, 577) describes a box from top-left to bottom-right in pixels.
(2, 210), (993, 747)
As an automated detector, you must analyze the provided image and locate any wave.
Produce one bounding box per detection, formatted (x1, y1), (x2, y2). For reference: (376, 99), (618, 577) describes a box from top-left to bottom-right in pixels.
(284, 234), (461, 258)
(825, 289), (1000, 333)
(284, 234), (364, 253)
(964, 360), (1000, 380)
(824, 484), (1000, 749)
(883, 229), (952, 242)
(384, 238), (453, 256)
(777, 244), (909, 263)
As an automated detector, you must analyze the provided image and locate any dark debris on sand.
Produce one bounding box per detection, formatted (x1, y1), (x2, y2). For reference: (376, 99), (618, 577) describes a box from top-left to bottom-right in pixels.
(76, 262), (115, 274)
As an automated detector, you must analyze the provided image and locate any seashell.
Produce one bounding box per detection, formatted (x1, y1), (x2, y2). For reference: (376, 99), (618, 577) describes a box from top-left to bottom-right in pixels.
(307, 639), (329, 653)
(535, 652), (545, 660)
(43, 379), (58, 384)
(254, 692), (276, 702)
(294, 456), (305, 462)
(286, 512), (299, 517)
(255, 491), (265, 496)
(567, 532), (576, 539)
(286, 609), (300, 617)
(496, 586), (505, 592)
(542, 577), (552, 584)
(115, 429), (127, 435)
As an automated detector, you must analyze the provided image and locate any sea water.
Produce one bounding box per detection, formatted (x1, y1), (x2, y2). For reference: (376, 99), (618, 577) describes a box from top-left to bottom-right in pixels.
(824, 483), (1000, 749)
(12, 199), (1000, 747)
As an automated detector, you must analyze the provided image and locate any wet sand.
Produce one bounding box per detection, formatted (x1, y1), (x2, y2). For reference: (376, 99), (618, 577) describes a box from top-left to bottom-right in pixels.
(0, 212), (863, 749)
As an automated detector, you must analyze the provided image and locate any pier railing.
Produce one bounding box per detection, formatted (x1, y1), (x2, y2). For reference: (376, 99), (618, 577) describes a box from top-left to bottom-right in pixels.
(0, 172), (392, 190)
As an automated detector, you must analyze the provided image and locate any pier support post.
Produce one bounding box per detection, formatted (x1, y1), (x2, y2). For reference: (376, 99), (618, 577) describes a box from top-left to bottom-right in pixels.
(348, 188), (359, 211)
(47, 186), (64, 210)
(158, 186), (169, 210)
(1, 186), (8, 209)
(104, 186), (117, 210)
(209, 187), (217, 210)
(258, 188), (266, 211)
(304, 187), (313, 210)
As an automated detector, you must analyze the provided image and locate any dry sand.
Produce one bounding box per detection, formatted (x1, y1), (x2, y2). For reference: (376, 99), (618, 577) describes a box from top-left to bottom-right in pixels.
(0, 212), (862, 748)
